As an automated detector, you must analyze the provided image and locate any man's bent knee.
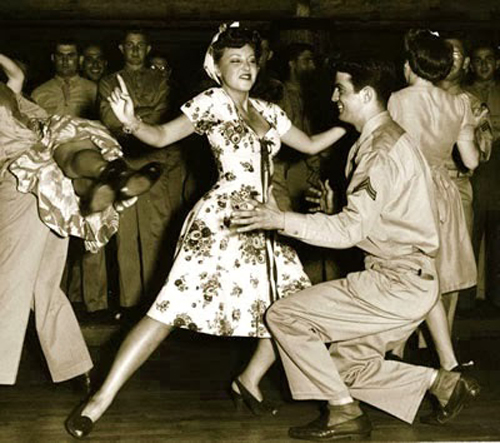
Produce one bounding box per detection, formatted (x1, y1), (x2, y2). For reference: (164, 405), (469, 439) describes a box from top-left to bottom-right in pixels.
(266, 297), (296, 333)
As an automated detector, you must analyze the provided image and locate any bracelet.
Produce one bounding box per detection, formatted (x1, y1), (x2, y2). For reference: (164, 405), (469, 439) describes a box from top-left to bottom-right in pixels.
(122, 116), (142, 134)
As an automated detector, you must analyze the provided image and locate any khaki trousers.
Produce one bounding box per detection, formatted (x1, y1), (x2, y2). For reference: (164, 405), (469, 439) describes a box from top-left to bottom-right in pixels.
(266, 256), (439, 423)
(0, 172), (92, 384)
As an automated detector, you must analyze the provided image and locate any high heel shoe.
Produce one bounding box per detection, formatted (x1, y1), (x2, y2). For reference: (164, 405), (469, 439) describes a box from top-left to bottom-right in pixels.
(231, 378), (278, 416)
(78, 158), (128, 215)
(115, 161), (164, 202)
(65, 401), (95, 439)
(230, 386), (245, 412)
(78, 160), (163, 215)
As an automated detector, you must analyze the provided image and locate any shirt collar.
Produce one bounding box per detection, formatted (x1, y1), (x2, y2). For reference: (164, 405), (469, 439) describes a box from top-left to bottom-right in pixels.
(123, 66), (147, 75)
(344, 111), (390, 178)
(55, 74), (79, 84)
(358, 111), (391, 146)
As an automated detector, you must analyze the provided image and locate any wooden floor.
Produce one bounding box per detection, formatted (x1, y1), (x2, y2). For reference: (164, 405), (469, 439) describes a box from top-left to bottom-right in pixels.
(2, 321), (500, 442)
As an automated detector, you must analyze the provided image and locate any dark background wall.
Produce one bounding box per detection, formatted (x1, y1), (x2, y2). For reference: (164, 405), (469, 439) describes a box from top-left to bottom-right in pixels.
(1, 0), (499, 93)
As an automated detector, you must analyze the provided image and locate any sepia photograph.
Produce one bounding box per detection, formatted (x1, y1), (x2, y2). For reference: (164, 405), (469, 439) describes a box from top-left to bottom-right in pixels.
(1, 1), (500, 441)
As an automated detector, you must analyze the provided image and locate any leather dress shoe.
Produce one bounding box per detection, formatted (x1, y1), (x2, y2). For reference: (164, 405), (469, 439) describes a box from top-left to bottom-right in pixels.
(65, 402), (94, 439)
(421, 374), (480, 425)
(289, 410), (372, 441)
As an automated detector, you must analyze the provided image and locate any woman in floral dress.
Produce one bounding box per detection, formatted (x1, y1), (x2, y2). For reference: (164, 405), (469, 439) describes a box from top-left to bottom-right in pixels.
(66, 25), (346, 439)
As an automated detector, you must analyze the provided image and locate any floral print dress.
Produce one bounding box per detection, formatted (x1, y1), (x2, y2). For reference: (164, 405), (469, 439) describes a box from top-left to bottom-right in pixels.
(147, 88), (311, 337)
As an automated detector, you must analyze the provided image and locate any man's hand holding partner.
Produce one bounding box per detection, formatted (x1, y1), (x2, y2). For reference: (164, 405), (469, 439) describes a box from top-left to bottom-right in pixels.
(231, 191), (285, 233)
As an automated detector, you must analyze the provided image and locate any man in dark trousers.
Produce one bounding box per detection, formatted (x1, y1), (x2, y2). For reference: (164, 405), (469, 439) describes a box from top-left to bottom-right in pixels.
(99, 29), (189, 313)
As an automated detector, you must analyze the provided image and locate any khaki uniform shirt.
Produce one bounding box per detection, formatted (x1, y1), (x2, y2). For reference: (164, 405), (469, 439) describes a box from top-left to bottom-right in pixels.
(98, 67), (169, 134)
(281, 112), (439, 261)
(466, 80), (500, 142)
(32, 75), (97, 118)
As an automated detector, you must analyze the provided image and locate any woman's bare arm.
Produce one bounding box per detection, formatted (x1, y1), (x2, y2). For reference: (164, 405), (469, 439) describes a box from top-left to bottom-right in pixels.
(280, 124), (346, 155)
(0, 54), (24, 93)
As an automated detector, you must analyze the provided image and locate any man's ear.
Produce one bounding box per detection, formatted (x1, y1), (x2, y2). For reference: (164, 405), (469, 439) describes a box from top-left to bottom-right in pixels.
(119, 44), (124, 56)
(51, 54), (55, 64)
(146, 45), (152, 56)
(79, 55), (84, 68)
(362, 86), (375, 104)
(268, 49), (274, 62)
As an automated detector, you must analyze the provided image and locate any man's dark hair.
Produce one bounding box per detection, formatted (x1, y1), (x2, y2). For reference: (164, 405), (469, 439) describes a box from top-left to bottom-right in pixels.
(53, 38), (79, 53)
(439, 30), (471, 56)
(335, 59), (398, 106)
(82, 43), (105, 54)
(470, 40), (500, 59)
(404, 29), (453, 83)
(285, 42), (314, 63)
(122, 29), (150, 44)
(211, 27), (262, 63)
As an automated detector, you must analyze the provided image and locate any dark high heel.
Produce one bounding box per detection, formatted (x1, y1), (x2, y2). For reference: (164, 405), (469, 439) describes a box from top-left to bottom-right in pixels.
(78, 160), (163, 215)
(65, 401), (95, 439)
(230, 386), (245, 412)
(78, 158), (128, 215)
(232, 378), (278, 416)
(115, 162), (164, 201)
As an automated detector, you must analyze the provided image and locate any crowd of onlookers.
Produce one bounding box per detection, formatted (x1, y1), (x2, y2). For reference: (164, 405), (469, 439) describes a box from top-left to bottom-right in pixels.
(2, 28), (500, 323)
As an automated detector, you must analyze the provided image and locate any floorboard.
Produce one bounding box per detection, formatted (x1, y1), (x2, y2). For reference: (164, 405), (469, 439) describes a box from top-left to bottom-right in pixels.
(2, 327), (500, 442)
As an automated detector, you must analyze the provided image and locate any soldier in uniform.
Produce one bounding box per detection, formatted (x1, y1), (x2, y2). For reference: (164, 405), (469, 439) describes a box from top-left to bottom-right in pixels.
(232, 59), (480, 440)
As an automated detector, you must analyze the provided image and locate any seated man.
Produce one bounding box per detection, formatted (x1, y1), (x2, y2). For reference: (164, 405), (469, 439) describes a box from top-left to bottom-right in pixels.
(232, 59), (480, 439)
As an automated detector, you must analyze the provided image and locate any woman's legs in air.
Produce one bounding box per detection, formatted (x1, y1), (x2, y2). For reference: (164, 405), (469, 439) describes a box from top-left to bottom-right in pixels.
(53, 140), (108, 180)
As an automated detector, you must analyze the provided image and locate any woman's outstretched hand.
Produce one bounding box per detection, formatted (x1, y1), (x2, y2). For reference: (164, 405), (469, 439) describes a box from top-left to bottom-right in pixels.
(305, 179), (335, 215)
(108, 74), (136, 125)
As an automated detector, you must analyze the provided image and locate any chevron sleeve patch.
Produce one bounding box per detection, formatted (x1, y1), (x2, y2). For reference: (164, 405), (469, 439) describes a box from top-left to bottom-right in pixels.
(353, 177), (377, 201)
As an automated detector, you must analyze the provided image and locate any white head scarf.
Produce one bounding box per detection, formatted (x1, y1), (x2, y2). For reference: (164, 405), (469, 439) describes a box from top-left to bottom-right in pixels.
(203, 21), (240, 85)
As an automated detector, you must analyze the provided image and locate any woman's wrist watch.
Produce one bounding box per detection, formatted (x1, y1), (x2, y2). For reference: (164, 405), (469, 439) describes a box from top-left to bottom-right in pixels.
(122, 116), (142, 134)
